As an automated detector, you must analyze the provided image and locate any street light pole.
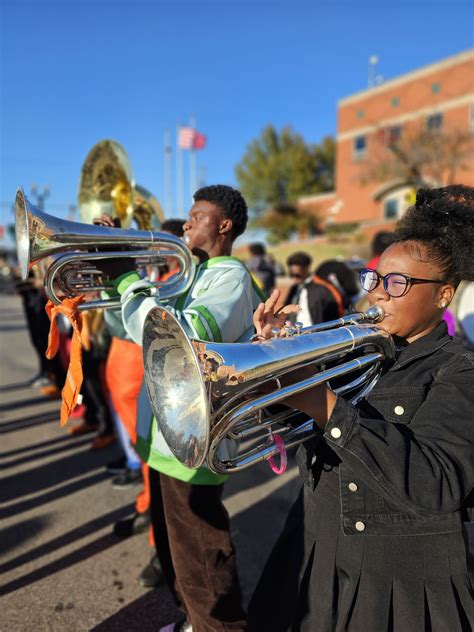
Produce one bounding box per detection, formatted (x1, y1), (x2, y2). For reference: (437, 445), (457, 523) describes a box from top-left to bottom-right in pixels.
(30, 185), (50, 211)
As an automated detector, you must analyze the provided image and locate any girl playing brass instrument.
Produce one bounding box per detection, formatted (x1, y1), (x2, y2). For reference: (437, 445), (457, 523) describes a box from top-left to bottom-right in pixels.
(248, 186), (474, 632)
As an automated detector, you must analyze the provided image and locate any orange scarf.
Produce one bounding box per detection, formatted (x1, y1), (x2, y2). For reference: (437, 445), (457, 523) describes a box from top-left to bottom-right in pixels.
(45, 297), (86, 426)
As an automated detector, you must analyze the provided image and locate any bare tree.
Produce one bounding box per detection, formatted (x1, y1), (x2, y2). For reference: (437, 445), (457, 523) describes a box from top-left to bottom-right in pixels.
(359, 125), (474, 188)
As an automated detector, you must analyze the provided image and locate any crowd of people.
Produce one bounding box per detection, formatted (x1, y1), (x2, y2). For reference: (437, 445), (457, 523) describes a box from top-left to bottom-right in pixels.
(13, 183), (474, 631)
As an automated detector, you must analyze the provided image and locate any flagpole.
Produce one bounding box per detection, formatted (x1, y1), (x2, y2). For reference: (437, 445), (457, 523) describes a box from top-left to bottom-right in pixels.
(176, 124), (184, 217)
(164, 128), (173, 217)
(189, 113), (197, 202)
(198, 164), (206, 188)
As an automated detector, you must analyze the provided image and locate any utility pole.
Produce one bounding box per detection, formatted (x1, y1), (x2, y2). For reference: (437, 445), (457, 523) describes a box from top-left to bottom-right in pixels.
(198, 164), (206, 188)
(30, 184), (50, 211)
(368, 55), (384, 88)
(67, 204), (77, 221)
(176, 123), (184, 217)
(164, 129), (173, 217)
(189, 113), (197, 202)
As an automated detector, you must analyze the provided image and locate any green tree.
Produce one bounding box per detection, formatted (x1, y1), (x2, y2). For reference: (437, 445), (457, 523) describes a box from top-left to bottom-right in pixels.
(235, 125), (335, 242)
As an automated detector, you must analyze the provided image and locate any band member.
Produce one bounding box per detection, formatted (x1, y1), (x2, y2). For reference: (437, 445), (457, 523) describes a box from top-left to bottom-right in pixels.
(248, 186), (474, 631)
(285, 252), (343, 326)
(95, 185), (268, 632)
(103, 220), (186, 564)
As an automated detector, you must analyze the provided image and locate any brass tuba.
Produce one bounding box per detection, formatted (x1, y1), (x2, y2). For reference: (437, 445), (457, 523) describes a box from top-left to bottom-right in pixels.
(78, 139), (135, 226)
(78, 139), (165, 231)
(133, 184), (165, 231)
(15, 189), (195, 311)
(142, 305), (394, 474)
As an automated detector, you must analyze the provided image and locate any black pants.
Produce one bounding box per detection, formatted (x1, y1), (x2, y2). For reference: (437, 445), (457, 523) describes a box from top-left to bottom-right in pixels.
(81, 347), (114, 436)
(149, 468), (247, 632)
(20, 288), (66, 386)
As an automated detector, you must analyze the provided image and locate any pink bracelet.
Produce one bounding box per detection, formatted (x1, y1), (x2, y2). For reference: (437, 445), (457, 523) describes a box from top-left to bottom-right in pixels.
(267, 433), (287, 475)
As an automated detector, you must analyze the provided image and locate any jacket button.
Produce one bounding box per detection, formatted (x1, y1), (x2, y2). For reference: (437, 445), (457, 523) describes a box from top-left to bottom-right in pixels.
(348, 482), (358, 492)
(330, 427), (342, 439)
(394, 405), (405, 415)
(355, 521), (366, 532)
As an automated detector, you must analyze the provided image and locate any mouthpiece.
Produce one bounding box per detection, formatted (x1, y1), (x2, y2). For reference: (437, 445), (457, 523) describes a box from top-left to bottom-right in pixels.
(366, 305), (385, 323)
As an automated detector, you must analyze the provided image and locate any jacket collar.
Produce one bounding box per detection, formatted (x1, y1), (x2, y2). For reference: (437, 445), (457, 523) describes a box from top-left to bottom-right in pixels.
(389, 320), (451, 370)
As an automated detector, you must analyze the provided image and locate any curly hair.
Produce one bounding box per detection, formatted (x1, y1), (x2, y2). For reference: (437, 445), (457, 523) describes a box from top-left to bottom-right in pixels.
(248, 242), (267, 256)
(193, 185), (248, 239)
(161, 218), (185, 237)
(392, 185), (474, 286)
(287, 252), (312, 268)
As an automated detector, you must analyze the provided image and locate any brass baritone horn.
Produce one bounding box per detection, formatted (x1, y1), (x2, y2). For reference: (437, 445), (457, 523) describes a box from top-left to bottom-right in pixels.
(15, 188), (195, 311)
(142, 305), (394, 474)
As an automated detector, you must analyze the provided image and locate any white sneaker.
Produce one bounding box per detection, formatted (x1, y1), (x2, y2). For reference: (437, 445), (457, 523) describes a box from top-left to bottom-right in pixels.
(31, 376), (53, 388)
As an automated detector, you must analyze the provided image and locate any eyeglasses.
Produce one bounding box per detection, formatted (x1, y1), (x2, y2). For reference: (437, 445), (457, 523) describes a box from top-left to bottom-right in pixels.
(359, 268), (446, 298)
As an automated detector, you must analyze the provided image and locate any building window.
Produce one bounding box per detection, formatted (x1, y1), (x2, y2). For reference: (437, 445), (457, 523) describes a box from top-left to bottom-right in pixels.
(353, 135), (367, 160)
(384, 198), (399, 219)
(431, 82), (441, 94)
(470, 104), (474, 132)
(391, 96), (400, 108)
(388, 125), (402, 144)
(376, 125), (403, 147)
(356, 109), (365, 119)
(426, 112), (443, 132)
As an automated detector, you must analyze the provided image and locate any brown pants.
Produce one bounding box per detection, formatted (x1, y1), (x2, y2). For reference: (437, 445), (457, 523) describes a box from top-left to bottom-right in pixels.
(149, 469), (247, 632)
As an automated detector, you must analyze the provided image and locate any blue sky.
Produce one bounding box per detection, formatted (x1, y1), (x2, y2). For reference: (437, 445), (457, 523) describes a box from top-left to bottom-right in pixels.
(1, 0), (473, 235)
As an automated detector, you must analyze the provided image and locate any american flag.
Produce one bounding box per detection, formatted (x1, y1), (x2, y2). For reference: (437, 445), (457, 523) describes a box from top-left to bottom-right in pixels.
(193, 132), (206, 150)
(178, 126), (196, 149)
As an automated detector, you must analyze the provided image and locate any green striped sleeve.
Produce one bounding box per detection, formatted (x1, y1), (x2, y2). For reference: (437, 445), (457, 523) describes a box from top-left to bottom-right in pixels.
(188, 310), (209, 340)
(192, 306), (222, 342)
(186, 306), (222, 342)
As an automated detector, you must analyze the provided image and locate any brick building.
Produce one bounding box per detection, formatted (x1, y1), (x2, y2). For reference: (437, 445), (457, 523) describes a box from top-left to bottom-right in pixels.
(299, 49), (474, 234)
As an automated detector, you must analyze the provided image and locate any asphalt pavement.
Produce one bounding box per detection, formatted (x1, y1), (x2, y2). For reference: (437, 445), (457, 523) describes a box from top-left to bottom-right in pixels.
(5, 290), (471, 631)
(0, 292), (301, 631)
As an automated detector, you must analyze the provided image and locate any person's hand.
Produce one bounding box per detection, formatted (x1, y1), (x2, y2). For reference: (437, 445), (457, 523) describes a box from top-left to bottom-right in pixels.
(93, 213), (120, 228)
(91, 214), (132, 278)
(253, 289), (300, 340)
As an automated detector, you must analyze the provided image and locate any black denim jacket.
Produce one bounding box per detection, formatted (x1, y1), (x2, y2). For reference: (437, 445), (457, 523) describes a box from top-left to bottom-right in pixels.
(298, 321), (474, 536)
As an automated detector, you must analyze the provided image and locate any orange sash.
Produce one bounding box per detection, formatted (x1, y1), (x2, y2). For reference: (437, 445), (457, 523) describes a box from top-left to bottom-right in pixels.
(45, 297), (86, 426)
(312, 274), (344, 318)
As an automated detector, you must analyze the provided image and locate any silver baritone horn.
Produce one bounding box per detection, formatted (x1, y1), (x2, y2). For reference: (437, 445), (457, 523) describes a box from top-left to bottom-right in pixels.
(142, 305), (394, 475)
(15, 188), (195, 311)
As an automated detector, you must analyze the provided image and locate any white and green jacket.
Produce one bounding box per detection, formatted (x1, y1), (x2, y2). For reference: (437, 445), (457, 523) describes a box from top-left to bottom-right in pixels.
(114, 255), (266, 484)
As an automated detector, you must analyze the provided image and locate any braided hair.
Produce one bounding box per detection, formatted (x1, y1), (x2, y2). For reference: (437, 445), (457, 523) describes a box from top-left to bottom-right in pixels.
(392, 185), (474, 287)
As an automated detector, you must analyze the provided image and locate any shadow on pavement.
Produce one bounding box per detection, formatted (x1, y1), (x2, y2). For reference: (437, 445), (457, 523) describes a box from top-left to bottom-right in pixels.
(0, 380), (35, 393)
(0, 324), (27, 332)
(0, 514), (54, 556)
(91, 587), (179, 632)
(1, 470), (112, 520)
(231, 477), (301, 606)
(0, 531), (130, 597)
(0, 432), (94, 458)
(1, 448), (116, 502)
(0, 411), (60, 434)
(0, 505), (135, 593)
(0, 396), (59, 413)
(0, 435), (93, 471)
(0, 307), (24, 319)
